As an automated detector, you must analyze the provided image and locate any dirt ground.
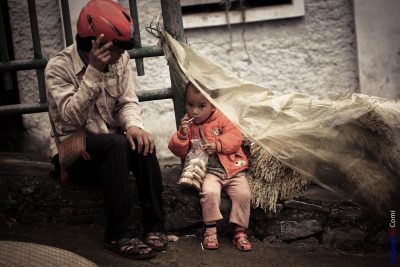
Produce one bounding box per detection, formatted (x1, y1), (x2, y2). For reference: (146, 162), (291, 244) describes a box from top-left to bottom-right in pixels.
(1, 224), (391, 267)
(0, 152), (393, 267)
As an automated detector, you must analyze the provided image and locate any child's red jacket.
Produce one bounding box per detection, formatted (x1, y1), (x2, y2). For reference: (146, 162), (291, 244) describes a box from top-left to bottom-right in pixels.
(168, 110), (248, 178)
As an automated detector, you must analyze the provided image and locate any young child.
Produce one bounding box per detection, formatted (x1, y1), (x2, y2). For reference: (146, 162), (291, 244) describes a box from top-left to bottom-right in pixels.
(168, 82), (253, 251)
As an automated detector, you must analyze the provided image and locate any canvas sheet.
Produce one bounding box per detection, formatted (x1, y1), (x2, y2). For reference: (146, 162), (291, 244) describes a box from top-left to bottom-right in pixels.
(160, 31), (400, 213)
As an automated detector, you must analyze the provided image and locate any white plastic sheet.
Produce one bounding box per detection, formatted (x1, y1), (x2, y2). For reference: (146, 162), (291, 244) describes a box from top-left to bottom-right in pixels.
(161, 31), (400, 214)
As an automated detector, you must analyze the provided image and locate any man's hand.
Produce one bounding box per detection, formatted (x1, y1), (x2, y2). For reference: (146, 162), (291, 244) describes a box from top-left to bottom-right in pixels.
(203, 142), (217, 155)
(126, 126), (155, 156)
(179, 114), (192, 136)
(89, 34), (114, 71)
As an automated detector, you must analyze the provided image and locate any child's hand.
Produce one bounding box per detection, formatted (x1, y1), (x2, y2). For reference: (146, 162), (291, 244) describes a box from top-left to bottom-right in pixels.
(203, 143), (217, 154)
(179, 114), (192, 136)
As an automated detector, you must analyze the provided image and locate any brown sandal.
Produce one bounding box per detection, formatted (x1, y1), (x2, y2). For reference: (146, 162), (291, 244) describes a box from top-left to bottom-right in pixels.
(145, 232), (168, 251)
(203, 231), (219, 250)
(232, 231), (253, 252)
(104, 238), (156, 259)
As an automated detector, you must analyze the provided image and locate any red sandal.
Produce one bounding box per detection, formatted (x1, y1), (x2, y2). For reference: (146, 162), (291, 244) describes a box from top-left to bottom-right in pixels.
(203, 231), (219, 250)
(232, 231), (253, 252)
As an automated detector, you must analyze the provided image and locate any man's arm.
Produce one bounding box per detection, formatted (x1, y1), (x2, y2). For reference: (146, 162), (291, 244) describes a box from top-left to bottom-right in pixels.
(46, 35), (114, 129)
(115, 53), (144, 131)
(116, 54), (157, 156)
(46, 61), (103, 128)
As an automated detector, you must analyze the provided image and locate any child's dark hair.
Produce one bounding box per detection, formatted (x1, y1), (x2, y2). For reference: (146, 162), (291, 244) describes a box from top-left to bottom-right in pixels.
(185, 82), (200, 94)
(185, 81), (218, 99)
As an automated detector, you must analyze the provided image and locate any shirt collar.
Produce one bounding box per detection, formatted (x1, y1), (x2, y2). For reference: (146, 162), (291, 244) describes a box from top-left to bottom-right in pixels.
(71, 44), (86, 75)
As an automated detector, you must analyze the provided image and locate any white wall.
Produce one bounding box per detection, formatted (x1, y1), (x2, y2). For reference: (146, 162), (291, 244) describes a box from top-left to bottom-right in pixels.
(8, 0), (63, 154)
(353, 0), (400, 99)
(184, 0), (358, 97)
(7, 0), (367, 158)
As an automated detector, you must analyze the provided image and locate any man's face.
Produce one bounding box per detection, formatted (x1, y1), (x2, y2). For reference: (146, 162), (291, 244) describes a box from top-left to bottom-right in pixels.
(108, 45), (124, 64)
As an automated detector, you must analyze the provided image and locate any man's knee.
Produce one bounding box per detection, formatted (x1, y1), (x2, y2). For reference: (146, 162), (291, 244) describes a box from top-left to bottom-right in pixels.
(103, 133), (130, 151)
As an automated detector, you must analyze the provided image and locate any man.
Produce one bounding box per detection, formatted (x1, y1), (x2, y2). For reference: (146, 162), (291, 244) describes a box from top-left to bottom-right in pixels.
(45, 0), (167, 259)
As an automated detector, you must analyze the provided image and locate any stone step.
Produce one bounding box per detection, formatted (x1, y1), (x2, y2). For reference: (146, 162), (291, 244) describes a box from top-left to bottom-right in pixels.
(0, 153), (391, 251)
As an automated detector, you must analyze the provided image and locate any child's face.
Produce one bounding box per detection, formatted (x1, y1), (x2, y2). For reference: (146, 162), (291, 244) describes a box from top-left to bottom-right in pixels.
(185, 85), (215, 124)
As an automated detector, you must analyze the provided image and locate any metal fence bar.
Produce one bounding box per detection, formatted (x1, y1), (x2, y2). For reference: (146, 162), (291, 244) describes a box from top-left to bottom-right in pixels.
(161, 0), (185, 41)
(128, 45), (164, 58)
(27, 0), (46, 104)
(0, 46), (163, 73)
(60, 0), (73, 46)
(0, 103), (48, 115)
(0, 87), (173, 115)
(0, 0), (185, 121)
(128, 0), (145, 76)
(0, 59), (46, 72)
(160, 0), (186, 129)
(0, 2), (13, 92)
(138, 88), (173, 102)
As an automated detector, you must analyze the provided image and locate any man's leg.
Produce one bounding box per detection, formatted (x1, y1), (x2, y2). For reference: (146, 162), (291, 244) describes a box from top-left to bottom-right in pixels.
(68, 133), (136, 242)
(129, 149), (165, 234)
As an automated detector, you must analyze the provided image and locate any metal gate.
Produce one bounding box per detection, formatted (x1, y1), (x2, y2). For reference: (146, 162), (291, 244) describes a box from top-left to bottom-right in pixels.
(0, 0), (186, 127)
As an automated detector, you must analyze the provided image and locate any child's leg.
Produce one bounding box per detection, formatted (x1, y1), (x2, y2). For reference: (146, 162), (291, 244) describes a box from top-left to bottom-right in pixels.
(224, 174), (251, 228)
(200, 173), (223, 224)
(224, 173), (253, 251)
(232, 225), (253, 251)
(203, 222), (219, 249)
(200, 173), (222, 250)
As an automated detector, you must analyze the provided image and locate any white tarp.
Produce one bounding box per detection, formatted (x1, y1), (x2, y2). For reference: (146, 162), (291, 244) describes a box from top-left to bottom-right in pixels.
(160, 31), (400, 214)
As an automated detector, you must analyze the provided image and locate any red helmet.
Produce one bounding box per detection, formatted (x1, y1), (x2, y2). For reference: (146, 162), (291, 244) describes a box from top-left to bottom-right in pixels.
(77, 0), (135, 50)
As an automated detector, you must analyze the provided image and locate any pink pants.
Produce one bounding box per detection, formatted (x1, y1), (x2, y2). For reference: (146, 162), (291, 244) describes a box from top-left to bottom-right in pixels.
(200, 173), (251, 228)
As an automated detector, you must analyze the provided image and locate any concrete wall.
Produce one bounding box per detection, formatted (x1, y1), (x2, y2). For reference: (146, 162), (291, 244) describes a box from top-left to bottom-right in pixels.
(8, 0), (63, 154)
(6, 0), (369, 158)
(184, 0), (358, 97)
(353, 0), (400, 99)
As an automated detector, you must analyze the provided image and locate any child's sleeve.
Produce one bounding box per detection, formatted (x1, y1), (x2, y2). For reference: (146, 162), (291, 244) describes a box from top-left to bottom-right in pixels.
(168, 131), (191, 158)
(215, 117), (243, 155)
